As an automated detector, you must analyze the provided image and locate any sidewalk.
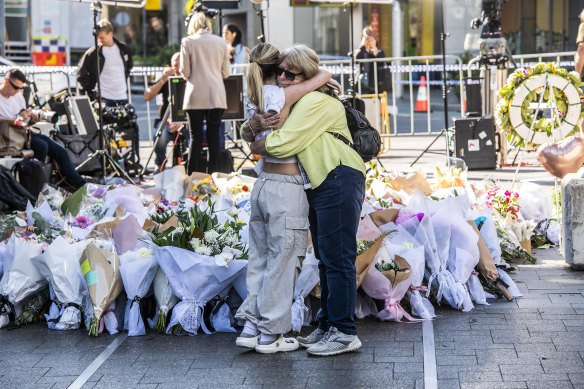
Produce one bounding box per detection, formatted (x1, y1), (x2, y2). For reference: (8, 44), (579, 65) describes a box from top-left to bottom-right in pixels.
(0, 247), (582, 389)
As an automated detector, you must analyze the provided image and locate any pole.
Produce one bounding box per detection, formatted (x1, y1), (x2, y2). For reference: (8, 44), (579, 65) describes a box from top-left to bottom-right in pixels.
(439, 0), (450, 160)
(91, 1), (107, 177)
(349, 3), (356, 107)
(0, 0), (5, 57)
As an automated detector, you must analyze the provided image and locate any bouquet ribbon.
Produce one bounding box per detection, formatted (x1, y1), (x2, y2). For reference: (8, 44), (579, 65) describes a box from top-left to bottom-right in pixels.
(409, 285), (428, 293)
(0, 294), (15, 322)
(381, 297), (422, 322)
(176, 299), (212, 335)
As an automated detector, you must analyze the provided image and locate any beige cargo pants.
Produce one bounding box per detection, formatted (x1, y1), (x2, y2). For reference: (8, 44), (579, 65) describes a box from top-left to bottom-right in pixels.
(236, 172), (309, 335)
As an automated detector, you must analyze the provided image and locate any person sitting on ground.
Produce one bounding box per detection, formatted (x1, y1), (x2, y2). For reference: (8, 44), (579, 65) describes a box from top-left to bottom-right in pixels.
(234, 43), (334, 354)
(143, 52), (188, 172)
(0, 68), (86, 190)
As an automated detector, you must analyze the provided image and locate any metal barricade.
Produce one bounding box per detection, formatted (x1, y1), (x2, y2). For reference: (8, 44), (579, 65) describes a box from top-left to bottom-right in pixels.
(1, 51), (576, 141)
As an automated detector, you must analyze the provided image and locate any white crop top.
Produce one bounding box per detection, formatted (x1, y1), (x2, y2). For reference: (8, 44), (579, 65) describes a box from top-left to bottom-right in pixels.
(245, 85), (297, 168)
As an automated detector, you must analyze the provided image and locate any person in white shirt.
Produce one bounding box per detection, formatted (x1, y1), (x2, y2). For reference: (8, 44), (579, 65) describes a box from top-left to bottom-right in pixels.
(0, 68), (86, 189)
(77, 19), (140, 166)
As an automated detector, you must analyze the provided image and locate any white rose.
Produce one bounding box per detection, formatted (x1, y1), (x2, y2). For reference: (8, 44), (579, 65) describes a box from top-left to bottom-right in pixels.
(136, 247), (153, 259)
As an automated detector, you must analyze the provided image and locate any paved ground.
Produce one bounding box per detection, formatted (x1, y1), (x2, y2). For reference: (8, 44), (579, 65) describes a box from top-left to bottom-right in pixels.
(1, 248), (582, 389)
(3, 135), (583, 389)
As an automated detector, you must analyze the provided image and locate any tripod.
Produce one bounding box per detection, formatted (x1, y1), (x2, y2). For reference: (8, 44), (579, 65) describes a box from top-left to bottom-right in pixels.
(411, 0), (452, 168)
(73, 1), (133, 184)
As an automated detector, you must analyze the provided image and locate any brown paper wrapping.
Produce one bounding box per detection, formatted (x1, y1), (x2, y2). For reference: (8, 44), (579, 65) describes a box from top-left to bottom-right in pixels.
(368, 209), (400, 228)
(80, 242), (123, 319)
(381, 255), (411, 287)
(467, 221), (498, 282)
(520, 239), (532, 254)
(356, 234), (386, 287)
(388, 171), (432, 196)
(184, 172), (213, 198)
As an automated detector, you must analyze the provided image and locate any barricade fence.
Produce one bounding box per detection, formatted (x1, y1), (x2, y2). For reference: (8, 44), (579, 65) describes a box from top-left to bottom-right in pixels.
(0, 51), (577, 142)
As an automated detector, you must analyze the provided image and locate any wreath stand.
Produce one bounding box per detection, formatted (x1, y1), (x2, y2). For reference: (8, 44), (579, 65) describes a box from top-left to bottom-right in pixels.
(506, 72), (578, 249)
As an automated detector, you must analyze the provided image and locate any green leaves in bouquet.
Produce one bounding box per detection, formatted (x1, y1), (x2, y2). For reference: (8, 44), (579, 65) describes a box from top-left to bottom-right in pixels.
(32, 211), (65, 243)
(61, 185), (87, 216)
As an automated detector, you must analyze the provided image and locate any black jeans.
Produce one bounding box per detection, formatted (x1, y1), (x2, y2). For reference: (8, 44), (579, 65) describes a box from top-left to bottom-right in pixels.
(186, 109), (224, 175)
(306, 165), (365, 335)
(30, 133), (86, 189)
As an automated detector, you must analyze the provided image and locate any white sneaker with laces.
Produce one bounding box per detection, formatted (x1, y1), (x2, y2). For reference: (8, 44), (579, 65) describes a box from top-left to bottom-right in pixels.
(306, 326), (362, 357)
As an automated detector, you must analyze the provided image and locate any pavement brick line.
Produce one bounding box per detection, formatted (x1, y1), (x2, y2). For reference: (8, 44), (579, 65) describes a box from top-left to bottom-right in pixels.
(68, 333), (127, 389)
(423, 319), (438, 389)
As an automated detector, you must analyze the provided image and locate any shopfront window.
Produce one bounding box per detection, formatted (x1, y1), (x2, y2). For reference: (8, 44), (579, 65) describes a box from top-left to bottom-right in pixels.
(294, 6), (350, 58)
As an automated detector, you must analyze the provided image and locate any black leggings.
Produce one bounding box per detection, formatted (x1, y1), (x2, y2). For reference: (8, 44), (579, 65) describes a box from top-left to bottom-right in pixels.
(186, 109), (224, 175)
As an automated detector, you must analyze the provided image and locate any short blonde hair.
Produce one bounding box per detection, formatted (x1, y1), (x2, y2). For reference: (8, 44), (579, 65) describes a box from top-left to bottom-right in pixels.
(188, 12), (210, 35)
(279, 44), (320, 80)
(580, 9), (584, 23)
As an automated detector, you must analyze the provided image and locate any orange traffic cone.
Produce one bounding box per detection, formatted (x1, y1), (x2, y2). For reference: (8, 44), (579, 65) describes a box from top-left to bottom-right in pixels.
(415, 76), (429, 113)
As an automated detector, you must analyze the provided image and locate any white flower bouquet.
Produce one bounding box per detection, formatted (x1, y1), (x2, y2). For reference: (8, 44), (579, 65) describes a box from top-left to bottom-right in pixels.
(31, 236), (89, 330)
(156, 246), (247, 335)
(0, 236), (45, 327)
(119, 247), (158, 336)
(148, 268), (179, 333)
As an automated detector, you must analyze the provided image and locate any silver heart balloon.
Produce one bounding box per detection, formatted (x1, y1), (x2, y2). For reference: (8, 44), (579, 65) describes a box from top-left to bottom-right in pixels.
(537, 136), (584, 178)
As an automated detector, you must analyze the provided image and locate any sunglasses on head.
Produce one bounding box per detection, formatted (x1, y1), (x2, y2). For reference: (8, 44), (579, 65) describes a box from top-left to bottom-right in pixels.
(275, 66), (302, 81)
(8, 79), (24, 91)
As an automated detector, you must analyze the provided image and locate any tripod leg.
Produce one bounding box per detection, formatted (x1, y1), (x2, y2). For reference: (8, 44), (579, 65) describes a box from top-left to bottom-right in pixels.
(141, 106), (173, 176)
(410, 129), (446, 167)
(103, 152), (134, 184)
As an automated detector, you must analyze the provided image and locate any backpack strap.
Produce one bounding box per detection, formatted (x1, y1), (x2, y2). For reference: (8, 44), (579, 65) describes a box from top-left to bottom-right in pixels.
(331, 132), (352, 146)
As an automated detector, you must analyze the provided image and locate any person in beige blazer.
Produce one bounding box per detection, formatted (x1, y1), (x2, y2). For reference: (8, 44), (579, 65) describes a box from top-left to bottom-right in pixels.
(180, 12), (231, 174)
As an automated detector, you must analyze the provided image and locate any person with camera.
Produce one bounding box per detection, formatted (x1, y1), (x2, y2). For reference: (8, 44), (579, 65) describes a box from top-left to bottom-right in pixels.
(144, 52), (188, 172)
(356, 26), (389, 95)
(0, 68), (86, 189)
(77, 19), (141, 168)
(180, 11), (231, 175)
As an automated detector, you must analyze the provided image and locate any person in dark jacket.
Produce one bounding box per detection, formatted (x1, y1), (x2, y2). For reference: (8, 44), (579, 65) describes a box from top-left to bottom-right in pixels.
(77, 19), (141, 166)
(356, 26), (390, 95)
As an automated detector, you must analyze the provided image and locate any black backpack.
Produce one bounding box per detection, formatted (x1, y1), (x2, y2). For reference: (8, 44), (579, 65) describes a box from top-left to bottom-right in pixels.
(332, 99), (382, 162)
(0, 165), (35, 211)
(12, 159), (49, 200)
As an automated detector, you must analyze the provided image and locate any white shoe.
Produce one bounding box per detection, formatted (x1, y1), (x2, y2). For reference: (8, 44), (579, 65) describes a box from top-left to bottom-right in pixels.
(235, 334), (259, 349)
(255, 335), (300, 354)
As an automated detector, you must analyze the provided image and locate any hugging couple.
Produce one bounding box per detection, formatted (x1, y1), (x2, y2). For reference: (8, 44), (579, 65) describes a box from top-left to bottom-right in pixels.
(234, 43), (366, 357)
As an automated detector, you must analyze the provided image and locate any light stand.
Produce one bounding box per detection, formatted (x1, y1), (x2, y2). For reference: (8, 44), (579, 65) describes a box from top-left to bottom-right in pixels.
(73, 1), (133, 183)
(410, 0), (451, 167)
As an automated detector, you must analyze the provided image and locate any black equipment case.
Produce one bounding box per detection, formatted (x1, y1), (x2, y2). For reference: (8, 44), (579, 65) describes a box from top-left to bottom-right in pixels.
(453, 116), (498, 170)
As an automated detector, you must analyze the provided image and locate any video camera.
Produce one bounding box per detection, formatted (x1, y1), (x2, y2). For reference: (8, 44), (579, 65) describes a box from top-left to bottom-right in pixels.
(185, 1), (218, 28)
(470, 0), (508, 67)
(32, 109), (59, 124)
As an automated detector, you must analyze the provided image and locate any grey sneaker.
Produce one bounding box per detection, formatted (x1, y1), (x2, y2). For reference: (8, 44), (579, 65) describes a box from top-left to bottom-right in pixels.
(306, 327), (362, 356)
(296, 328), (326, 348)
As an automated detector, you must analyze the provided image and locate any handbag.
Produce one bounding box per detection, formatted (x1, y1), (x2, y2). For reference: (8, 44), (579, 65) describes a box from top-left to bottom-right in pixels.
(0, 121), (30, 156)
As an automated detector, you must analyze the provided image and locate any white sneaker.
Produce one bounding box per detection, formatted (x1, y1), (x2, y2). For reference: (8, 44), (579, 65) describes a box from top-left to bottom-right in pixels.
(255, 335), (300, 354)
(235, 334), (259, 349)
(307, 327), (362, 357)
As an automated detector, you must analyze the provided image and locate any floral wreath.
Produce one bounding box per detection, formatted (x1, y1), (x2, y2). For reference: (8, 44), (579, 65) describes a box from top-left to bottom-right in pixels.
(495, 63), (584, 148)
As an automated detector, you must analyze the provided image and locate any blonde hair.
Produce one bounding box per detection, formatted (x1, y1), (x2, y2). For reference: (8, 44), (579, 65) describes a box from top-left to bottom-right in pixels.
(187, 12), (209, 35)
(280, 44), (320, 80)
(247, 43), (280, 112)
(580, 9), (584, 23)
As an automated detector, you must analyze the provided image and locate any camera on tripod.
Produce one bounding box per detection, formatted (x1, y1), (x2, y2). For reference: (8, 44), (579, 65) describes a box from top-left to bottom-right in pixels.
(32, 109), (59, 124)
(470, 0), (508, 67)
(185, 1), (218, 27)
